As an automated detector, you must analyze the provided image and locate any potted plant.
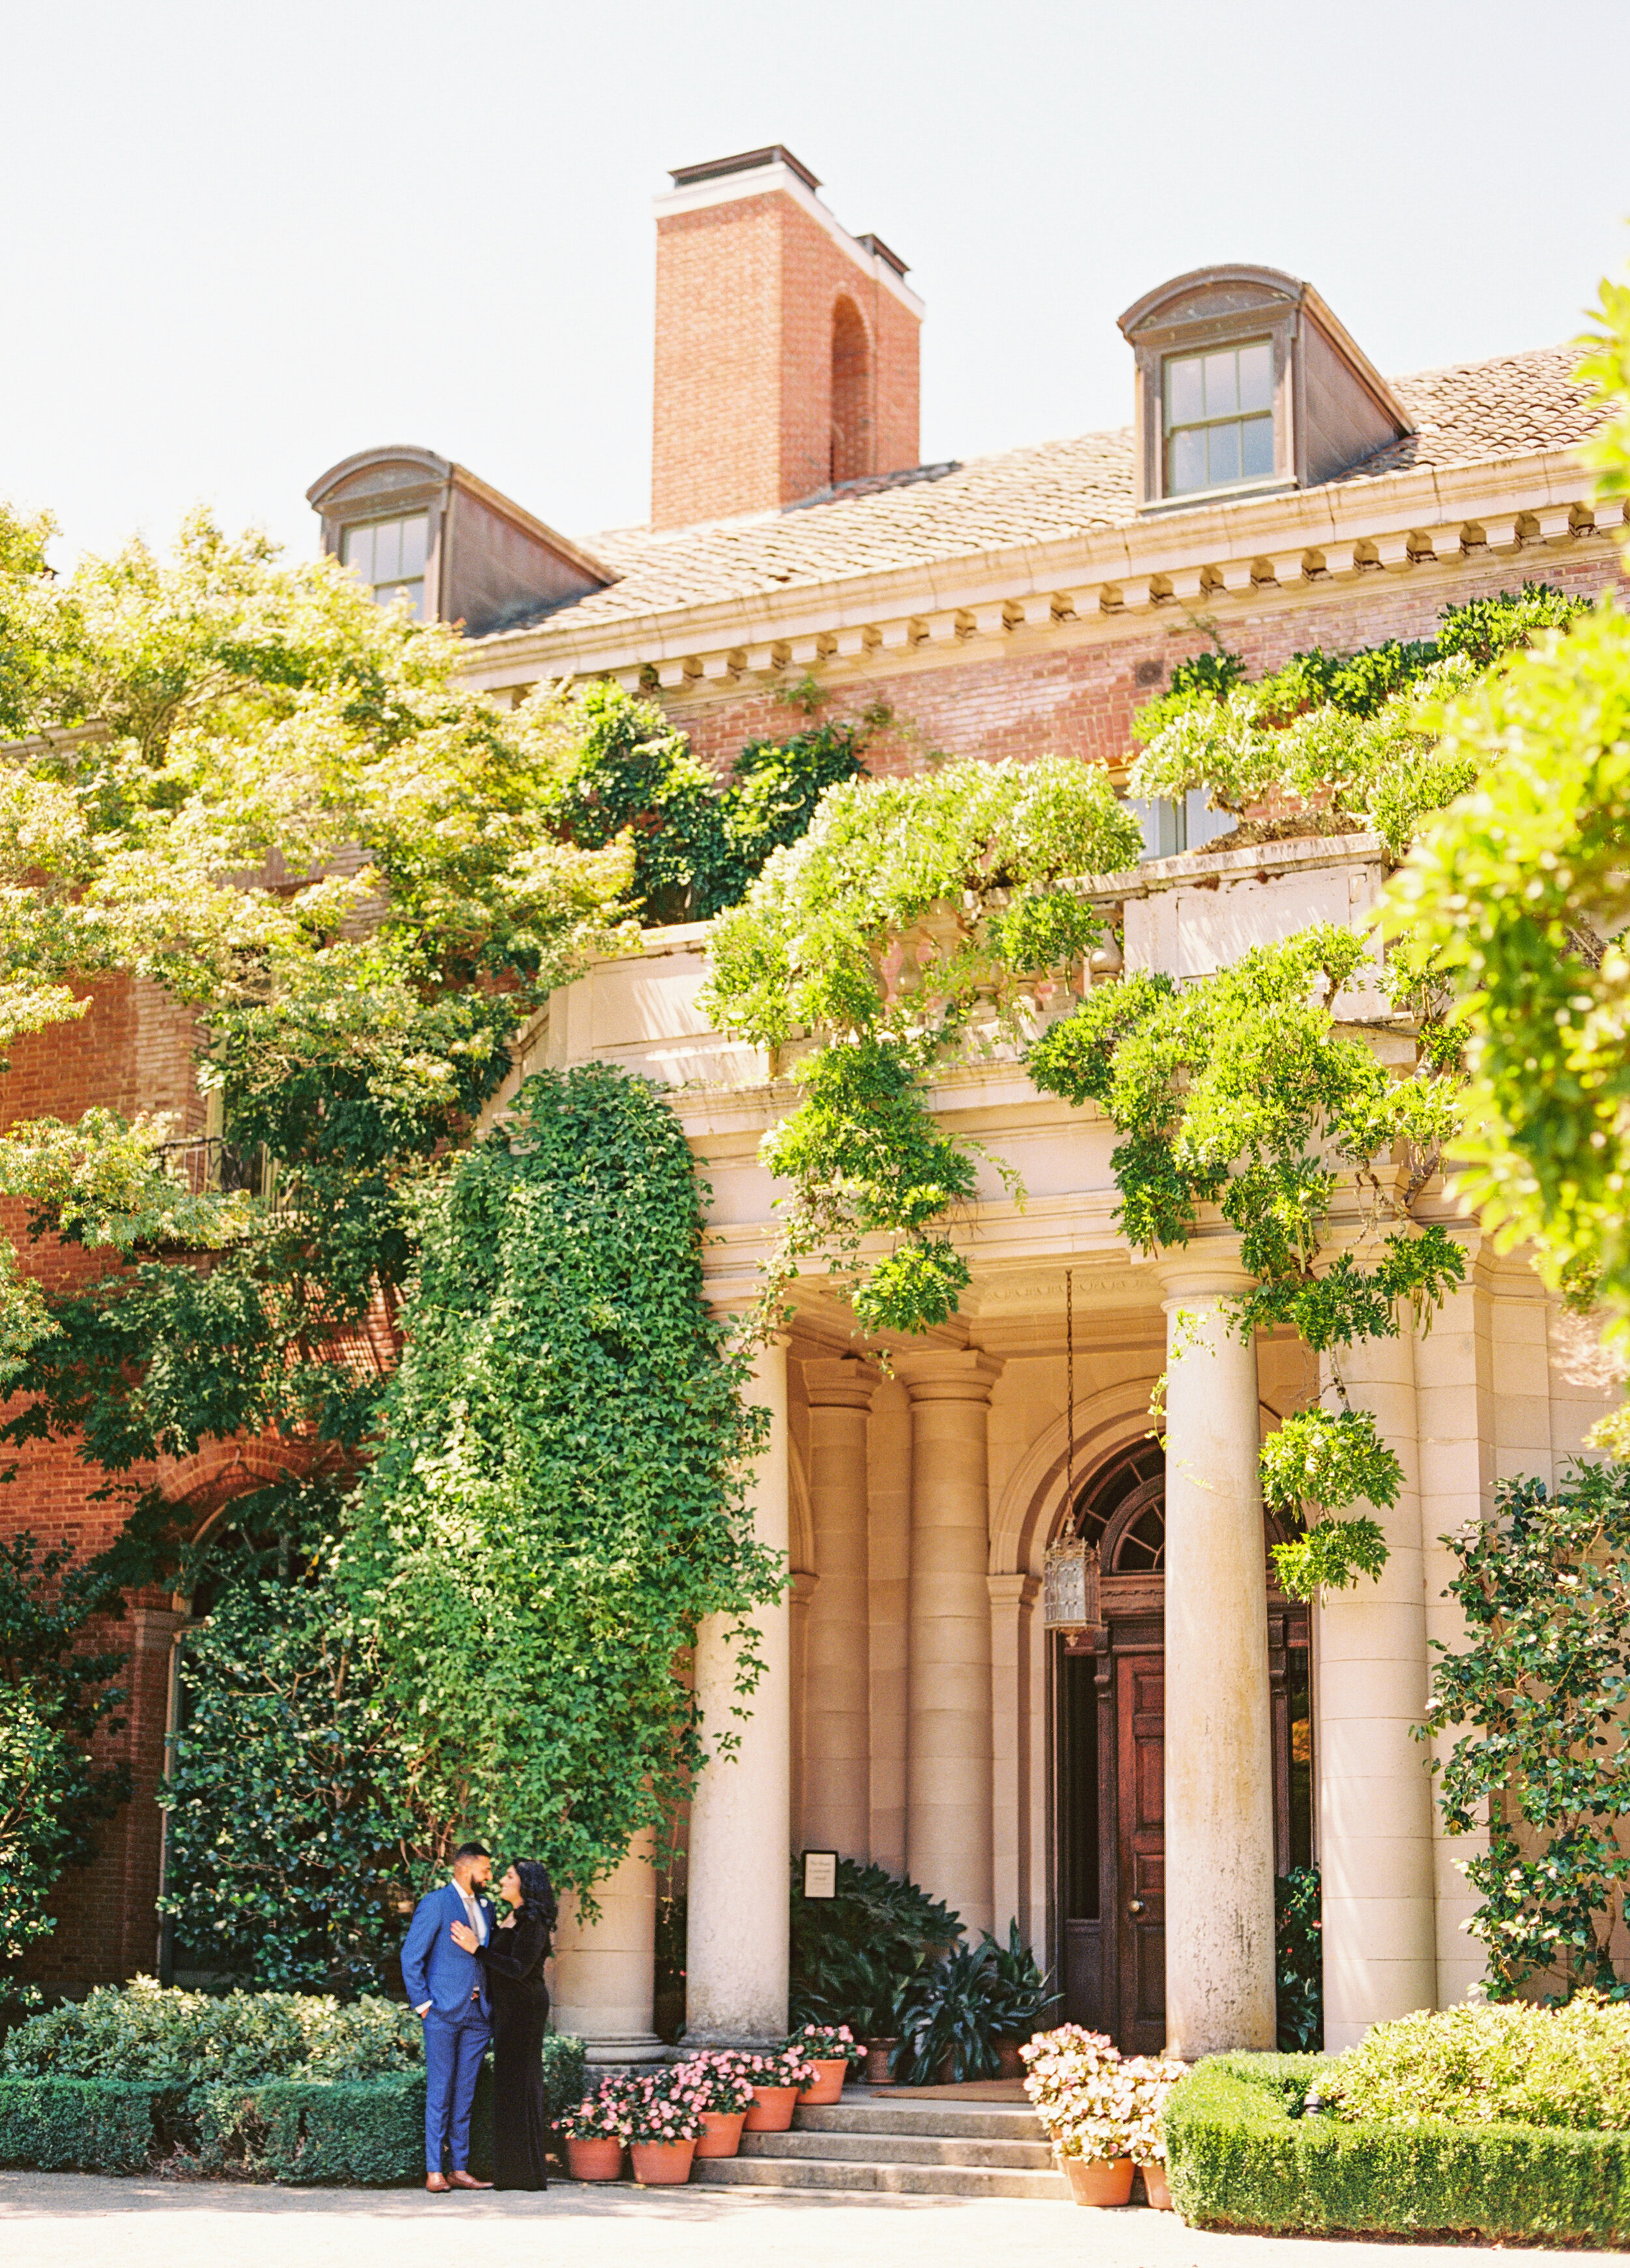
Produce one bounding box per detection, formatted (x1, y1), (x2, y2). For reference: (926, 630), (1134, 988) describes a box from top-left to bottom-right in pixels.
(561, 2081), (632, 2181)
(982, 1922), (1059, 2078)
(898, 1938), (1006, 2084)
(737, 2042), (818, 2131)
(1124, 2054), (1187, 2210)
(625, 2064), (709, 2185)
(848, 1945), (928, 2085)
(679, 2049), (756, 2157)
(1020, 2026), (1188, 2209)
(788, 2022), (865, 2104)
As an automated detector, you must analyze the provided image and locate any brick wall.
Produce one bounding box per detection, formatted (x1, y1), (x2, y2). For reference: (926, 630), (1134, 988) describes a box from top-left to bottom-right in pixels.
(652, 188), (921, 527)
(666, 542), (1630, 780)
(1, 971), (203, 1987)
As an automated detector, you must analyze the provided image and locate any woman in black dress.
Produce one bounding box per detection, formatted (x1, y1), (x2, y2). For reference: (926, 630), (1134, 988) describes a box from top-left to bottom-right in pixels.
(451, 1857), (557, 2190)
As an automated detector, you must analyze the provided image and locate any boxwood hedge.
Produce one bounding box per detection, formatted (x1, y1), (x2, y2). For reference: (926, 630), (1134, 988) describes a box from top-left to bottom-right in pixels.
(0, 2078), (171, 2173)
(1166, 2052), (1630, 2246)
(0, 2035), (587, 2184)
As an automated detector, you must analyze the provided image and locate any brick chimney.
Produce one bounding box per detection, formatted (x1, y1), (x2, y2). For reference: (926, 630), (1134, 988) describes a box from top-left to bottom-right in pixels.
(651, 147), (923, 529)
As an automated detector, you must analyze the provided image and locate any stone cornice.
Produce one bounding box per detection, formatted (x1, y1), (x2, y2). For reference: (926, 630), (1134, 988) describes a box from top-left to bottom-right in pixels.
(458, 446), (1620, 698)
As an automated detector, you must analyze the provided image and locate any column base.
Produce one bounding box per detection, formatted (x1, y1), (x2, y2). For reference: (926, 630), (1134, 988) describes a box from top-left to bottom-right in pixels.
(679, 2029), (786, 2052)
(578, 2031), (668, 2067)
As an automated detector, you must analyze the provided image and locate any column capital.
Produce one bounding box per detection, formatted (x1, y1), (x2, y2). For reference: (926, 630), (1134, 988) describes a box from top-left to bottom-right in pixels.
(789, 1569), (820, 1607)
(1156, 1242), (1254, 1309)
(803, 1355), (881, 1411)
(986, 1572), (1041, 1610)
(893, 1348), (1003, 1404)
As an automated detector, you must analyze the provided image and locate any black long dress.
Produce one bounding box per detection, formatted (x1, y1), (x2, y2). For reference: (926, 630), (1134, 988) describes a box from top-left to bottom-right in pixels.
(479, 1909), (554, 2190)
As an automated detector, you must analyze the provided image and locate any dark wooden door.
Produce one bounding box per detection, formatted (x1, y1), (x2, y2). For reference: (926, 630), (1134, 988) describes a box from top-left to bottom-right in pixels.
(1114, 1650), (1166, 2052)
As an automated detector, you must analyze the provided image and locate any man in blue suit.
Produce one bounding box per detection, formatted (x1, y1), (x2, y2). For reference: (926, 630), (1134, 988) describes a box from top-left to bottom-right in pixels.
(402, 1841), (497, 2192)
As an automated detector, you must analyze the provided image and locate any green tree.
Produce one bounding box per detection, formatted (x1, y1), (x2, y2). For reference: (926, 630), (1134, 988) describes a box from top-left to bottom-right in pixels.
(160, 1549), (423, 1994)
(1420, 1462), (1630, 1998)
(0, 1531), (132, 1961)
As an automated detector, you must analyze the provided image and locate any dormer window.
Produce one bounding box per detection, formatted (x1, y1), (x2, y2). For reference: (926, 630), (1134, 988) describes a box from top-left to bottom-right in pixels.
(343, 512), (429, 618)
(1164, 339), (1274, 496)
(1119, 266), (1414, 512)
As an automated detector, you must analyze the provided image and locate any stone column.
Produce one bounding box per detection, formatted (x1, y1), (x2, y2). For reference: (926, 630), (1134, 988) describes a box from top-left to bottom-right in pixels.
(1414, 1267), (1495, 2006)
(550, 1828), (665, 2064)
(685, 1333), (791, 2043)
(988, 1572), (1040, 1943)
(895, 1349), (1002, 1937)
(801, 1357), (878, 1860)
(788, 1570), (818, 1849)
(1318, 1322), (1438, 2048)
(1160, 1259), (1277, 2058)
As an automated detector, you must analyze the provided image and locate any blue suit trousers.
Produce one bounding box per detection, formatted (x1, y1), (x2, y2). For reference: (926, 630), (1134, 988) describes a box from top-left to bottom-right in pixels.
(423, 1999), (491, 2173)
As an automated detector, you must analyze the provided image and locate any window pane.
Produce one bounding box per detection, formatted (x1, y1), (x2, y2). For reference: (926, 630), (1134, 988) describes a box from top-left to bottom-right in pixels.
(398, 514), (428, 577)
(1170, 426), (1207, 494)
(1202, 349), (1238, 418)
(342, 523), (373, 580)
(1207, 420), (1242, 487)
(1166, 352), (1204, 428)
(1241, 413), (1275, 480)
(373, 518), (402, 583)
(394, 578), (426, 621)
(1237, 339), (1273, 413)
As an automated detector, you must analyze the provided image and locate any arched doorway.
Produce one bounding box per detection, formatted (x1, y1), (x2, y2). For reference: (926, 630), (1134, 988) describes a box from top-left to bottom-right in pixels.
(1052, 1440), (1311, 2050)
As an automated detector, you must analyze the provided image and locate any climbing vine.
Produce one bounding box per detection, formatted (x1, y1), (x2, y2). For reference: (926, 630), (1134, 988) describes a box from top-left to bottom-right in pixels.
(1028, 924), (1466, 1596)
(339, 1064), (784, 1897)
(702, 756), (1143, 1330)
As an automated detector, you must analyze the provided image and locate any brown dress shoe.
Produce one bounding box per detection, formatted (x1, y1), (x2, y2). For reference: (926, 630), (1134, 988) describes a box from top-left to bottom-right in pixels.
(450, 2170), (494, 2190)
(426, 2172), (452, 2193)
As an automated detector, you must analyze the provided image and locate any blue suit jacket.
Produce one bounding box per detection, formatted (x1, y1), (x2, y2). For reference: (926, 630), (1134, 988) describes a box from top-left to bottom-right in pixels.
(401, 1883), (497, 2019)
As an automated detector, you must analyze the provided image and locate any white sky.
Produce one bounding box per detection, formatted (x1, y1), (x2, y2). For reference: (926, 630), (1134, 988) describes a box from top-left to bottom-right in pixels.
(7, 0), (1630, 569)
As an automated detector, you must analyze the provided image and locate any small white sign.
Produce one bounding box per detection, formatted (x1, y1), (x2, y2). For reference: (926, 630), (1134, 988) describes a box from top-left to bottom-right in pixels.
(803, 1849), (838, 1899)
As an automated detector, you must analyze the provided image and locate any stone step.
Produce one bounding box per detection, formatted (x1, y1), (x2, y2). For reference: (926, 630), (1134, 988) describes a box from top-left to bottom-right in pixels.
(796, 2099), (1044, 2143)
(740, 2128), (1056, 2171)
(692, 2153), (1073, 2202)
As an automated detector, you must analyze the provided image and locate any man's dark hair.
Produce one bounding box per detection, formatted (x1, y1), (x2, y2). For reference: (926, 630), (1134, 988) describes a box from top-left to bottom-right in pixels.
(452, 1841), (491, 1863)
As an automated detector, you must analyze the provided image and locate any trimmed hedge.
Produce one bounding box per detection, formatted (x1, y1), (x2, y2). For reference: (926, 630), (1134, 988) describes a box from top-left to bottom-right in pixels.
(0, 2034), (588, 2184)
(198, 2072), (426, 2185)
(1166, 2052), (1630, 2247)
(0, 2077), (170, 2173)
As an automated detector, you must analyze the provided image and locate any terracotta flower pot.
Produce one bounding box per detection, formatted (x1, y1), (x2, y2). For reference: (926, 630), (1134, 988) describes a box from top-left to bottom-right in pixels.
(995, 2037), (1026, 2082)
(798, 2057), (848, 2105)
(565, 2136), (624, 2182)
(630, 2138), (696, 2185)
(1138, 2162), (1172, 2211)
(694, 2109), (747, 2158)
(1061, 2154), (1136, 2207)
(743, 2083), (798, 2131)
(862, 2037), (899, 2087)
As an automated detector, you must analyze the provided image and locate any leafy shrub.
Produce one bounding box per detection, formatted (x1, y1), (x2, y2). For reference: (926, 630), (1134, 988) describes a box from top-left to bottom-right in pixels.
(1274, 1867), (1322, 2051)
(0, 1981), (587, 2183)
(1165, 2050), (1630, 2244)
(789, 1856), (961, 2029)
(0, 1975), (422, 2086)
(1324, 1995), (1630, 2130)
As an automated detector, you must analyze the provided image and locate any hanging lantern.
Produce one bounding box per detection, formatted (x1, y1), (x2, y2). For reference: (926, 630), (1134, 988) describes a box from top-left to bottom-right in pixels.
(1043, 1531), (1101, 1634)
(1043, 1263), (1101, 1636)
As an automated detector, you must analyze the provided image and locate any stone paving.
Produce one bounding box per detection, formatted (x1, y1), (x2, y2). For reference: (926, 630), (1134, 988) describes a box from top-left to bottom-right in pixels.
(0, 2170), (1611, 2266)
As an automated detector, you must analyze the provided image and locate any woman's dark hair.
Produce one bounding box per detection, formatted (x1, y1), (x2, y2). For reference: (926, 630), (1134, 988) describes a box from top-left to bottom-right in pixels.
(512, 1859), (557, 1930)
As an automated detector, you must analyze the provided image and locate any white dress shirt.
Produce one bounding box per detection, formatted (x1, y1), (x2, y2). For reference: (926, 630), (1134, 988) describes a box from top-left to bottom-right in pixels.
(452, 1878), (489, 1945)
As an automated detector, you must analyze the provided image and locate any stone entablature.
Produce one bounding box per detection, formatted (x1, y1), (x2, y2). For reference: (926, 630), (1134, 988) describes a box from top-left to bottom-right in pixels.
(461, 452), (1617, 706)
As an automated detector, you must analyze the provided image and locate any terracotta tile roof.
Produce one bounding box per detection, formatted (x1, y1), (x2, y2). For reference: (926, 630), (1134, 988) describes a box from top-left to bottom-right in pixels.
(484, 346), (1597, 641)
